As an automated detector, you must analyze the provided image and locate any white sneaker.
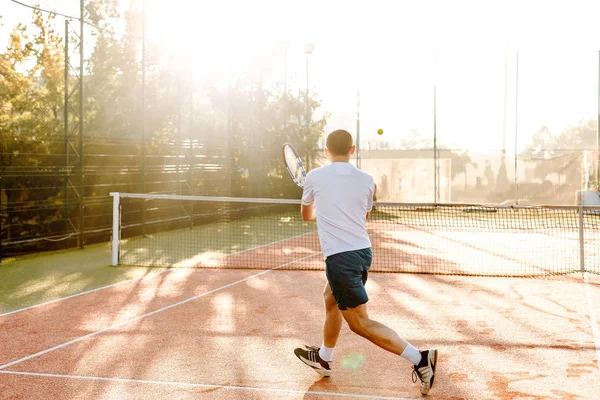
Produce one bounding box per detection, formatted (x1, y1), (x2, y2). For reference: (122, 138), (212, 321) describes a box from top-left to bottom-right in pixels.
(412, 349), (438, 395)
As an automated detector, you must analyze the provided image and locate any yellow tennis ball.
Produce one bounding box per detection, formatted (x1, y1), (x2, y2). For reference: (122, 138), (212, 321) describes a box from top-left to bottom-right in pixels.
(377, 128), (384, 135)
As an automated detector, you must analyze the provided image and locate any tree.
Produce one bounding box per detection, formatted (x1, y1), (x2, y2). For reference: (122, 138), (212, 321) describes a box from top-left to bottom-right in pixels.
(82, 2), (184, 202)
(522, 120), (595, 184)
(397, 129), (477, 189)
(483, 161), (495, 187)
(496, 156), (510, 191)
(1, 4), (331, 256)
(206, 80), (328, 197)
(400, 129), (431, 149)
(445, 149), (477, 182)
(0, 10), (65, 243)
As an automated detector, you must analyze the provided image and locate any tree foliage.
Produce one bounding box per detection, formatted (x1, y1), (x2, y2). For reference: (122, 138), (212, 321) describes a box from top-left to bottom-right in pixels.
(1, 10), (65, 242)
(522, 119), (595, 183)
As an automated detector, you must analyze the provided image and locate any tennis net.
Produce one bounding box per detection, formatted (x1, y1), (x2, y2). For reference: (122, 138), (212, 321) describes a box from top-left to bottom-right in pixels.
(110, 193), (600, 277)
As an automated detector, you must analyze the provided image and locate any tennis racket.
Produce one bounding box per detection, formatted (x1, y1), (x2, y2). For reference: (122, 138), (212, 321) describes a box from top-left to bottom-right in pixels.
(282, 142), (307, 188)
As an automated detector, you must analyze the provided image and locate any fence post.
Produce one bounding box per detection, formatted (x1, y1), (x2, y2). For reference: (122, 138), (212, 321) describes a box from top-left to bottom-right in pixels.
(356, 89), (360, 169)
(111, 192), (120, 266)
(579, 193), (585, 272)
(140, 0), (147, 236)
(0, 155), (3, 263)
(514, 52), (520, 205)
(64, 20), (70, 243)
(78, 3), (85, 249)
(433, 55), (438, 203)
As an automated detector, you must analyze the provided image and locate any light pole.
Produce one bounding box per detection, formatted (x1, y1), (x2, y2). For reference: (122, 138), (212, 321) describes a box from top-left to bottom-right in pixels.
(305, 43), (315, 168)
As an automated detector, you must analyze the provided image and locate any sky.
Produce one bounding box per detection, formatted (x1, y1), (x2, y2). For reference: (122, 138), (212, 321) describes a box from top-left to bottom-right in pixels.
(2, 0), (600, 152)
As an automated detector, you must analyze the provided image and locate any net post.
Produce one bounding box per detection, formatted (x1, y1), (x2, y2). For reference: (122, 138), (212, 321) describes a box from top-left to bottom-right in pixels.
(111, 192), (120, 266)
(578, 192), (585, 272)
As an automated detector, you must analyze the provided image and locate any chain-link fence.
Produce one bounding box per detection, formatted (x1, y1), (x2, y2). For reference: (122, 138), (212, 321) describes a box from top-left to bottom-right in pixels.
(0, 3), (321, 259)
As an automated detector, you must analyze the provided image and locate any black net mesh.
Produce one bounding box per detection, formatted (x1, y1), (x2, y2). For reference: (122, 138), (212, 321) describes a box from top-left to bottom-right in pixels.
(116, 195), (600, 277)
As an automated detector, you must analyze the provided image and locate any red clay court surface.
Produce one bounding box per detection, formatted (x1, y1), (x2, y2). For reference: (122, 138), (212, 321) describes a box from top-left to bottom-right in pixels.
(1, 268), (599, 399)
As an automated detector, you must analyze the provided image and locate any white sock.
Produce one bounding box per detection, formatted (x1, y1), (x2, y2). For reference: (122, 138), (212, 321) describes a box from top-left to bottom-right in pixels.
(319, 344), (334, 362)
(400, 344), (422, 365)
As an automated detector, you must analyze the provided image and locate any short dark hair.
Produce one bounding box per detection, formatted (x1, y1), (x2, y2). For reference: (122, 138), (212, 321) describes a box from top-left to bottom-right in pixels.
(326, 130), (353, 156)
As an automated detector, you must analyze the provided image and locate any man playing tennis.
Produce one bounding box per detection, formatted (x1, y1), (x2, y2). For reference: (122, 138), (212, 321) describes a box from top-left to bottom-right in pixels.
(294, 129), (438, 395)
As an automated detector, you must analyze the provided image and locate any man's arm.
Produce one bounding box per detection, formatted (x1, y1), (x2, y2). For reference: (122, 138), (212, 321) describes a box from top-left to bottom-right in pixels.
(301, 172), (315, 221)
(301, 202), (316, 221)
(366, 178), (374, 221)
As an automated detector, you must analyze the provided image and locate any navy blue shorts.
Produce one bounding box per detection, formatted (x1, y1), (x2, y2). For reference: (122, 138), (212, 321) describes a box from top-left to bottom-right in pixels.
(325, 248), (373, 310)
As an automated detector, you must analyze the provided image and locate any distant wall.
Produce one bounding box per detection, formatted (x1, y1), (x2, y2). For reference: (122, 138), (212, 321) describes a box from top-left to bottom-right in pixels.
(581, 191), (600, 206)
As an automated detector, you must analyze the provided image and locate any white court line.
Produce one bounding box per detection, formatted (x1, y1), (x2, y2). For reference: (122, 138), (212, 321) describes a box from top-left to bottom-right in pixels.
(583, 273), (600, 368)
(0, 231), (318, 318)
(0, 252), (320, 370)
(0, 370), (416, 400)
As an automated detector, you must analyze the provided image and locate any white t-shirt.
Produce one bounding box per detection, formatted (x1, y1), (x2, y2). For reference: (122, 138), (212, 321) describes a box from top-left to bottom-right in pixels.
(301, 162), (374, 258)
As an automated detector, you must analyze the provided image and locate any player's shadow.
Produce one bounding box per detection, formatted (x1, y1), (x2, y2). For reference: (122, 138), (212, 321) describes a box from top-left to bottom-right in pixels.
(303, 376), (341, 399)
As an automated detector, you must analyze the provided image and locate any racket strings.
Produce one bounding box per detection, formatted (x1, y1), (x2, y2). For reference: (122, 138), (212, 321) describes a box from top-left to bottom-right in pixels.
(284, 146), (305, 183)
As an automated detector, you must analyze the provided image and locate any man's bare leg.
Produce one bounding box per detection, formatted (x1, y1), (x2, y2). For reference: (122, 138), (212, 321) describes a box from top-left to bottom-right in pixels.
(323, 283), (342, 348)
(293, 283), (341, 376)
(340, 302), (438, 395)
(340, 303), (408, 355)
